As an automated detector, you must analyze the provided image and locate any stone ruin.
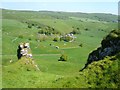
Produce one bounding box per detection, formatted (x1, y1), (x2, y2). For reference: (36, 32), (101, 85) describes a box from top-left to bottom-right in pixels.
(17, 42), (32, 59)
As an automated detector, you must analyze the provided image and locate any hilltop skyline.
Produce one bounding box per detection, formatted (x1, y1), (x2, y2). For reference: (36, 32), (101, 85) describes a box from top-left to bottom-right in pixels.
(1, 2), (118, 15)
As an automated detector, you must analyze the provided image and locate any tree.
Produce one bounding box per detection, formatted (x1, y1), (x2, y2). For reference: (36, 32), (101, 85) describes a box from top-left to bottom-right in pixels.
(18, 35), (23, 39)
(28, 24), (32, 28)
(53, 37), (59, 42)
(58, 54), (68, 61)
(72, 29), (80, 34)
(85, 28), (89, 31)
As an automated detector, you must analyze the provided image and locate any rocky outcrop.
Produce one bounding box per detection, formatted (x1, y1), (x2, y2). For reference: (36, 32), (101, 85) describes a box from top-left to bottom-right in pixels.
(17, 42), (32, 59)
(17, 43), (40, 71)
(80, 30), (120, 71)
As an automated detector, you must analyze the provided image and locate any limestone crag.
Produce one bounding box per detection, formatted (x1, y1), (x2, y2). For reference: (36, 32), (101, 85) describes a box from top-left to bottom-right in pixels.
(17, 43), (40, 71)
(81, 30), (120, 71)
(17, 42), (32, 59)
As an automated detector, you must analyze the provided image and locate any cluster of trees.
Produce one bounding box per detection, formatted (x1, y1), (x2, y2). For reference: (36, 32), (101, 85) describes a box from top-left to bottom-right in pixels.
(25, 22), (63, 38)
(53, 37), (59, 42)
(25, 21), (38, 29)
(60, 35), (74, 42)
(38, 27), (60, 35)
(36, 34), (48, 42)
(25, 21), (81, 42)
(53, 34), (75, 42)
(25, 21), (61, 35)
(71, 27), (81, 34)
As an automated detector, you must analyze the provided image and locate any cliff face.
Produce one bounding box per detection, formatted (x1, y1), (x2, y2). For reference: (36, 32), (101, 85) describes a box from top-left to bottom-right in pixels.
(81, 30), (120, 71)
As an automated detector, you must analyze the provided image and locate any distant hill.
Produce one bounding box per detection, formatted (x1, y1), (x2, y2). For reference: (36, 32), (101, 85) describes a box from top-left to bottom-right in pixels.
(2, 8), (118, 55)
(2, 8), (118, 22)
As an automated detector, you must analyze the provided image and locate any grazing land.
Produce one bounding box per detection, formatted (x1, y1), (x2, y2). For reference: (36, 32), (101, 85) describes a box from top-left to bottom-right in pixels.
(2, 9), (119, 88)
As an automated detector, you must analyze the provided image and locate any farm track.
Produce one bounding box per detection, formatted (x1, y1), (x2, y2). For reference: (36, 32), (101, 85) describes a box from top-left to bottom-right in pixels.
(2, 54), (61, 56)
(61, 47), (79, 49)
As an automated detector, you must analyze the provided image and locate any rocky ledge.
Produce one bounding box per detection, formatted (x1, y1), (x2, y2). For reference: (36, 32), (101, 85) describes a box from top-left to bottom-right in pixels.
(81, 30), (120, 71)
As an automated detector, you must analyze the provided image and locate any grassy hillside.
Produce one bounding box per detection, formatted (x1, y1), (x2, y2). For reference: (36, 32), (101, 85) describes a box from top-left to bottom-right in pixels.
(2, 9), (118, 88)
(3, 53), (119, 88)
(52, 54), (119, 88)
(2, 9), (117, 22)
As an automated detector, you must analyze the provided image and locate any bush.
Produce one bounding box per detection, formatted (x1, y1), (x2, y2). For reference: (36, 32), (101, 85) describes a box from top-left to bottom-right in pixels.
(58, 54), (68, 61)
(85, 28), (89, 31)
(79, 43), (83, 47)
(18, 35), (23, 39)
(60, 35), (74, 42)
(37, 26), (41, 29)
(31, 23), (35, 26)
(38, 30), (44, 34)
(71, 29), (80, 34)
(43, 36), (47, 41)
(53, 37), (59, 42)
(109, 33), (118, 38)
(28, 24), (32, 28)
(65, 36), (73, 42)
(28, 37), (32, 40)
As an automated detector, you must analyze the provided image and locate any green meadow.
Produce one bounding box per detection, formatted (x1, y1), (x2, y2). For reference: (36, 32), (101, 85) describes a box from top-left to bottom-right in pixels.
(2, 9), (118, 88)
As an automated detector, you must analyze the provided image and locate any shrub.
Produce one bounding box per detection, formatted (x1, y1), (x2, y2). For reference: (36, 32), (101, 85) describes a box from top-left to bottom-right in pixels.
(77, 27), (79, 30)
(109, 33), (118, 38)
(38, 30), (44, 34)
(31, 23), (35, 26)
(58, 54), (68, 61)
(85, 28), (89, 31)
(72, 29), (81, 34)
(65, 36), (73, 42)
(37, 26), (41, 29)
(60, 35), (74, 42)
(79, 43), (83, 47)
(28, 24), (32, 28)
(43, 36), (47, 41)
(53, 37), (59, 42)
(28, 37), (32, 40)
(18, 35), (23, 39)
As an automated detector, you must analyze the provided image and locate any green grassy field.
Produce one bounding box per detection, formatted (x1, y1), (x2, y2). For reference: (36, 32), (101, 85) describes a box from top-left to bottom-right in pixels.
(2, 9), (118, 88)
